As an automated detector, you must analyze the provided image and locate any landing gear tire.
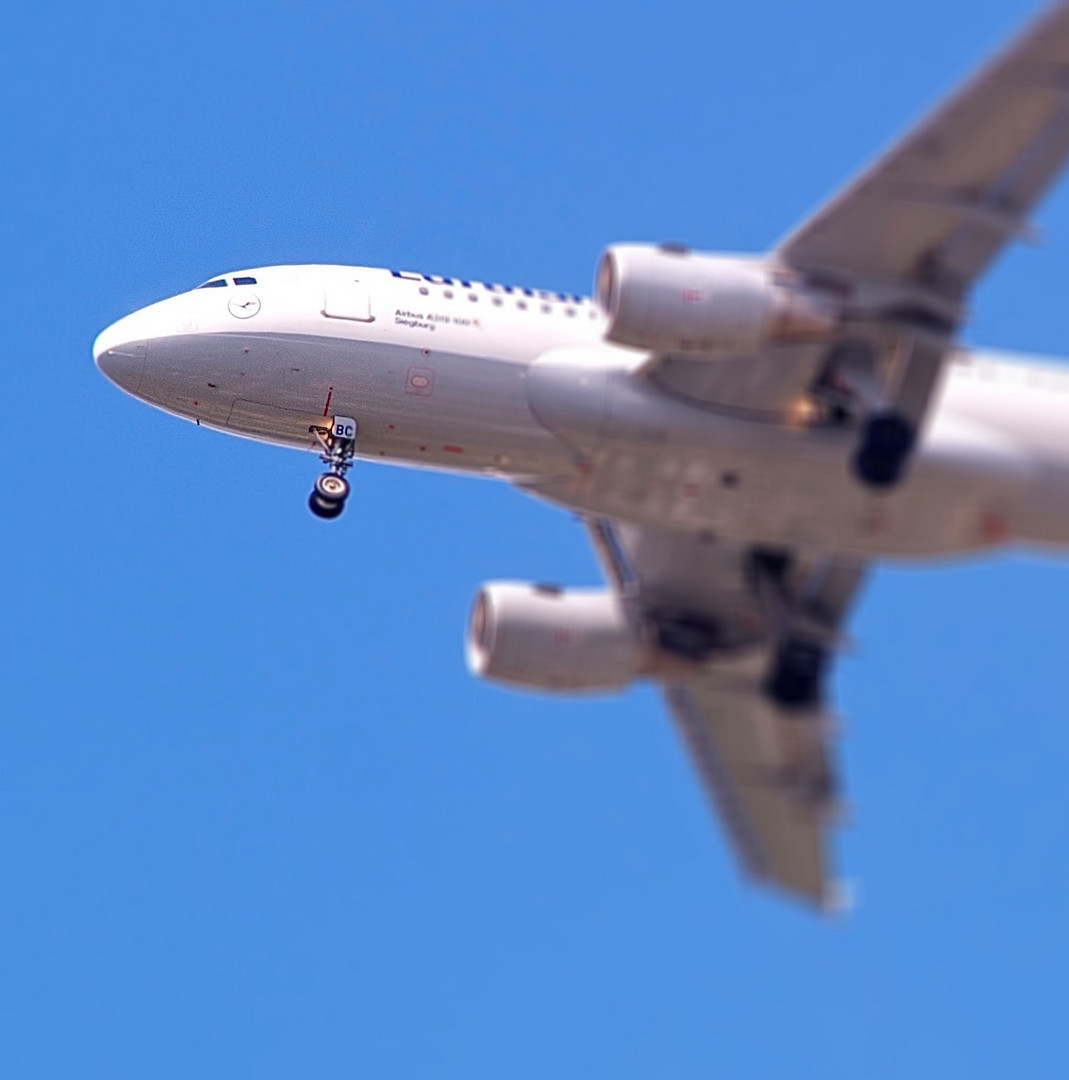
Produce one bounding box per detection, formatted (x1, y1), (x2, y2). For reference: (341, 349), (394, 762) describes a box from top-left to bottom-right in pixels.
(852, 411), (916, 489)
(765, 638), (826, 711)
(306, 415), (358, 520)
(314, 473), (350, 503)
(308, 490), (345, 519)
(308, 472), (350, 519)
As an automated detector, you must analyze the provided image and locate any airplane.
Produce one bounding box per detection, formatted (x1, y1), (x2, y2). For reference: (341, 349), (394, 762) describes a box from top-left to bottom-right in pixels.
(94, 2), (1069, 910)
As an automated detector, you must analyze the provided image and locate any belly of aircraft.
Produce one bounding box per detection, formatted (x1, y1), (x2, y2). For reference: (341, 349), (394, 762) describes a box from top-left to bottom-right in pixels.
(523, 410), (1044, 558)
(140, 331), (569, 473)
(136, 331), (1060, 559)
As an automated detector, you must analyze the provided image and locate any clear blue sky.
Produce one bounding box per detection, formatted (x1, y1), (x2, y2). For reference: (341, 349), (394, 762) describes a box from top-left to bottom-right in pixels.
(3, 1), (1069, 1076)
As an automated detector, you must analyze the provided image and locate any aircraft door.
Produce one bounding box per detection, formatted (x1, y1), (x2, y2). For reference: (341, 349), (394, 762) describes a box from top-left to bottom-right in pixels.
(322, 280), (375, 322)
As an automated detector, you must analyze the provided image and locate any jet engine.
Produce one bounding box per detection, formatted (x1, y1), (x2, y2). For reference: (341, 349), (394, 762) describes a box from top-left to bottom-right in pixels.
(595, 244), (834, 352)
(466, 582), (645, 693)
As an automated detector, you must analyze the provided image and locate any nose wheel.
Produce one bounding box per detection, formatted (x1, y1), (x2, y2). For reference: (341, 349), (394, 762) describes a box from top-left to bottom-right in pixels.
(308, 415), (358, 520)
(309, 472), (351, 518)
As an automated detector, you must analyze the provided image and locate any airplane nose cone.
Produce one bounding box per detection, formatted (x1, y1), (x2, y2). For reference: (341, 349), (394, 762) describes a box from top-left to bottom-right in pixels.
(93, 318), (147, 394)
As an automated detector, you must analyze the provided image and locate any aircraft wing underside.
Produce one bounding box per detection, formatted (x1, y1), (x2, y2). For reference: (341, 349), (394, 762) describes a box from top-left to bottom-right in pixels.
(646, 3), (1069, 422)
(777, 1), (1069, 294)
(588, 518), (866, 908)
(663, 670), (838, 905)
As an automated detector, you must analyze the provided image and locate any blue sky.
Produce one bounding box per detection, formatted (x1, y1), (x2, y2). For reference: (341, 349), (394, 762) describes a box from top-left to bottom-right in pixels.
(4, 0), (1069, 1075)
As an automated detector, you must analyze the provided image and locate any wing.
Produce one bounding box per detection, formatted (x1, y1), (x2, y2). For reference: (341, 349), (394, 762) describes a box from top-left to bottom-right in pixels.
(589, 518), (865, 909)
(663, 672), (836, 905)
(777, 2), (1069, 299)
(653, 5), (1069, 419)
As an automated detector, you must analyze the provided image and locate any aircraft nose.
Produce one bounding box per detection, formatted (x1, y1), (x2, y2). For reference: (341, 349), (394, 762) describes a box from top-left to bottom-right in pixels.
(93, 317), (147, 394)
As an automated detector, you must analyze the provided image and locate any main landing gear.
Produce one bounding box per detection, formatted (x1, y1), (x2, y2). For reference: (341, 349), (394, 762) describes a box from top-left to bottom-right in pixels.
(852, 410), (916, 489)
(813, 338), (925, 492)
(764, 636), (827, 711)
(747, 548), (831, 712)
(308, 416), (358, 519)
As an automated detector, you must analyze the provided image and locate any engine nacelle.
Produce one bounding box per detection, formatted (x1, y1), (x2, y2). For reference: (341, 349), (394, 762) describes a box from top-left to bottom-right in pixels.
(595, 244), (834, 353)
(466, 582), (644, 693)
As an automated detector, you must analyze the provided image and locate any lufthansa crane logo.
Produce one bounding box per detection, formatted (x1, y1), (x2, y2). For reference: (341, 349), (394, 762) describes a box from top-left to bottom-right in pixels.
(228, 295), (261, 319)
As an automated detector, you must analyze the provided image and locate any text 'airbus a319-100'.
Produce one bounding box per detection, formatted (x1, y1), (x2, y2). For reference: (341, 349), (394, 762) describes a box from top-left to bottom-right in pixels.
(95, 3), (1069, 910)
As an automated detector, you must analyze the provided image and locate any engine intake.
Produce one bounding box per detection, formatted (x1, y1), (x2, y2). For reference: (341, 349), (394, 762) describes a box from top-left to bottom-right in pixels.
(466, 582), (644, 693)
(595, 244), (834, 353)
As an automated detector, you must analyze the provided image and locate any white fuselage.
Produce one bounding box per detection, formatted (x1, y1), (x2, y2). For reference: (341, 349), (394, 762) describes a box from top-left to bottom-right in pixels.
(94, 263), (1069, 560)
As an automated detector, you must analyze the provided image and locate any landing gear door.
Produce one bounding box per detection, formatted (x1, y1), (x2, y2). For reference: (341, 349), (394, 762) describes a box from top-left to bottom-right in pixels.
(322, 280), (375, 322)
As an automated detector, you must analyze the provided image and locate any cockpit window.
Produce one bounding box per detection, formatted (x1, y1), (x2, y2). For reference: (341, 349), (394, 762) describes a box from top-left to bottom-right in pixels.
(233, 276), (257, 285)
(197, 278), (228, 289)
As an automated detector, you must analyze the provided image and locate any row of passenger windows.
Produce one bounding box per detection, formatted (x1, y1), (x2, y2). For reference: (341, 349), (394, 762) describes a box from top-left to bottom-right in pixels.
(193, 271), (598, 318)
(392, 269), (589, 305)
(413, 283), (597, 318)
(197, 276), (258, 289)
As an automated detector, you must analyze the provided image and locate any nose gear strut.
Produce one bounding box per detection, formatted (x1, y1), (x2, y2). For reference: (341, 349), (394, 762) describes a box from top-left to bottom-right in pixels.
(307, 416), (358, 519)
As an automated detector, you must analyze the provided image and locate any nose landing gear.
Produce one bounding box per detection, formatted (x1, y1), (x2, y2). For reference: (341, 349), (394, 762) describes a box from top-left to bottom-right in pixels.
(309, 472), (351, 518)
(308, 416), (358, 519)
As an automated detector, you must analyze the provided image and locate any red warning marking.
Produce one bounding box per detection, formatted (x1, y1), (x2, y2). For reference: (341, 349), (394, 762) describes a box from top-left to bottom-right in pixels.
(443, 445), (464, 454)
(682, 288), (703, 303)
(682, 482), (700, 498)
(406, 366), (436, 396)
(554, 628), (577, 646)
(323, 386), (334, 416)
(860, 506), (886, 535)
(981, 512), (1009, 543)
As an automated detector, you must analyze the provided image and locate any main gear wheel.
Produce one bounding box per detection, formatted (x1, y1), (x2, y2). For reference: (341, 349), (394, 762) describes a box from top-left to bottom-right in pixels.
(764, 637), (827, 711)
(853, 411), (916, 489)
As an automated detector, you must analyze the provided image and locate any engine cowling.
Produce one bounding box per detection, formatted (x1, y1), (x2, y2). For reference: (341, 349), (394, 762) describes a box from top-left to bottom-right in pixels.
(466, 582), (644, 693)
(595, 244), (834, 353)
